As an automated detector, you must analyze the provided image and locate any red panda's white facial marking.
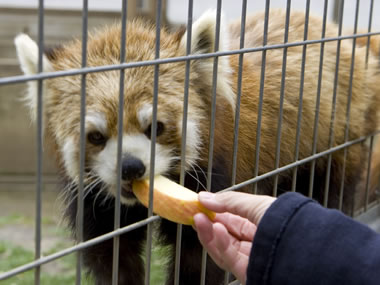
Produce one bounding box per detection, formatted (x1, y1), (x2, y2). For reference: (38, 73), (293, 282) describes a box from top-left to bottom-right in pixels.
(182, 115), (202, 168)
(86, 112), (108, 135)
(62, 137), (78, 182)
(137, 104), (153, 131)
(137, 103), (202, 171)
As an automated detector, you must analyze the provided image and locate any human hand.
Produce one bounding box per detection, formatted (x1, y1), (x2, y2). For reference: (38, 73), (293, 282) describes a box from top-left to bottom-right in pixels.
(193, 191), (276, 284)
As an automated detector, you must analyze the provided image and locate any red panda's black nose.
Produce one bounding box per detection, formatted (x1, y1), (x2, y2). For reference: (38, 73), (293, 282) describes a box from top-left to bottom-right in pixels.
(121, 156), (146, 181)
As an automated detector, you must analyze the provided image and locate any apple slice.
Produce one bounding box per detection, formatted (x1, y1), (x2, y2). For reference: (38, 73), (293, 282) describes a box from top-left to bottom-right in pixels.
(132, 175), (216, 225)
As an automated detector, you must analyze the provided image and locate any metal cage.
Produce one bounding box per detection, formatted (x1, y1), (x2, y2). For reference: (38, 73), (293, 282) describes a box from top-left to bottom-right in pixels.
(0, 0), (379, 284)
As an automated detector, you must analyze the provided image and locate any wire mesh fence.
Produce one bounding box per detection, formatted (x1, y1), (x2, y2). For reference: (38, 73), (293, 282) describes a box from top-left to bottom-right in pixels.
(0, 0), (380, 284)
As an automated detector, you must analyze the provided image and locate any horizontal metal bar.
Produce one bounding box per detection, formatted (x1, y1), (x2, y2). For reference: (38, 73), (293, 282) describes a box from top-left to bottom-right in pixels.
(2, 31), (380, 86)
(0, 215), (160, 281)
(221, 130), (380, 193)
(355, 200), (380, 221)
(0, 175), (58, 184)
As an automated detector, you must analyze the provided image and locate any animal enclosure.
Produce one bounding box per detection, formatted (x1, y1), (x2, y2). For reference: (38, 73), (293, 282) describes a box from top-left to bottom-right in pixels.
(1, 0), (380, 284)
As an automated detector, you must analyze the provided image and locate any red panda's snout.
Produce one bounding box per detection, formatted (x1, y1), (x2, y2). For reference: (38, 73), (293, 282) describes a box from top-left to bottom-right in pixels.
(90, 133), (176, 205)
(121, 155), (146, 181)
(119, 155), (146, 201)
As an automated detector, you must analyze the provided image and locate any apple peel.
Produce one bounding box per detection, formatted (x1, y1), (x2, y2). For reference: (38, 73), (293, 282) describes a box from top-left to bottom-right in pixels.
(132, 175), (216, 225)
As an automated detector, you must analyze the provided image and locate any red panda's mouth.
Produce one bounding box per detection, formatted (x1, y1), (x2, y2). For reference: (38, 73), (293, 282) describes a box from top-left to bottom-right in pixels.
(121, 182), (136, 200)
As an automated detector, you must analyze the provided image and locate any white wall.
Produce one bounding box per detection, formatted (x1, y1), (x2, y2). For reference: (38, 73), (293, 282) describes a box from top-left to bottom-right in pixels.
(0, 0), (123, 11)
(167, 0), (333, 24)
(1, 0), (379, 30)
(340, 0), (380, 31)
(167, 0), (380, 31)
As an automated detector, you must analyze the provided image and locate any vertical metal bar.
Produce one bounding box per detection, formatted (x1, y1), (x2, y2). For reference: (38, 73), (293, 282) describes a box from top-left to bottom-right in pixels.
(206, 0), (222, 193)
(228, 0), (248, 281)
(323, 0), (344, 207)
(179, 1), (193, 194)
(308, 0), (329, 198)
(34, 0), (44, 284)
(203, 1), (222, 283)
(365, 0), (374, 68)
(175, 0), (193, 284)
(223, 268), (231, 284)
(364, 136), (374, 211)
(332, 0), (341, 23)
(231, 0), (247, 187)
(200, 249), (208, 285)
(145, 1), (162, 284)
(339, 0), (360, 212)
(291, 0), (311, 192)
(76, 1), (88, 284)
(112, 1), (128, 284)
(253, 0), (270, 194)
(272, 0), (291, 197)
(364, 0), (374, 211)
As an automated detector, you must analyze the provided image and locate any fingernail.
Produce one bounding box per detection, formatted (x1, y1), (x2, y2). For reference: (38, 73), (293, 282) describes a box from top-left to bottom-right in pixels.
(192, 213), (205, 231)
(192, 213), (201, 229)
(199, 192), (215, 200)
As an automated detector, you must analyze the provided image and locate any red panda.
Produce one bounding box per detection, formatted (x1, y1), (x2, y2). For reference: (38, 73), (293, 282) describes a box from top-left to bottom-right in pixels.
(15, 9), (380, 285)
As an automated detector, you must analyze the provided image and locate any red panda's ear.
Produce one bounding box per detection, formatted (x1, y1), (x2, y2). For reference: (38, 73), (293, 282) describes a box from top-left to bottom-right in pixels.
(14, 34), (53, 75)
(14, 34), (54, 122)
(180, 10), (223, 54)
(179, 10), (236, 112)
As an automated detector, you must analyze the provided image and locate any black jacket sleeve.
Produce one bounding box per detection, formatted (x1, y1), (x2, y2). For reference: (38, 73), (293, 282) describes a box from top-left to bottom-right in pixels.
(246, 192), (380, 285)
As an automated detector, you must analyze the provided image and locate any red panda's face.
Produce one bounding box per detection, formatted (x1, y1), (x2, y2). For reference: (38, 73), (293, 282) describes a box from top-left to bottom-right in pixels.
(15, 12), (235, 205)
(46, 64), (204, 205)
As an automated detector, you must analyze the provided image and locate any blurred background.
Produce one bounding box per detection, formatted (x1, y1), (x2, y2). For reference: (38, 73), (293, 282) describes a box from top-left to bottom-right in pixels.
(0, 0), (379, 284)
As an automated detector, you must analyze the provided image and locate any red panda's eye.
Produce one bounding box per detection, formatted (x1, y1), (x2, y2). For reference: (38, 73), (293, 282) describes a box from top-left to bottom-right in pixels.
(156, 122), (165, 136)
(144, 121), (165, 139)
(87, 131), (107, 146)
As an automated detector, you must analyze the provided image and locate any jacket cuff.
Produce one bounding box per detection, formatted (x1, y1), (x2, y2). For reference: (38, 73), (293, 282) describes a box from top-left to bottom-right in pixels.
(246, 192), (314, 284)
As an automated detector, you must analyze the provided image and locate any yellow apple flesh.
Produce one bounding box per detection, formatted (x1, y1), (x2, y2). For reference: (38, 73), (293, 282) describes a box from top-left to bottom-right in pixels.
(132, 175), (216, 225)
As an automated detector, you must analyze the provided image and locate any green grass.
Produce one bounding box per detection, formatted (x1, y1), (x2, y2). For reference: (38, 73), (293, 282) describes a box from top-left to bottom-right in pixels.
(0, 213), (33, 227)
(0, 241), (166, 285)
(0, 214), (167, 284)
(149, 240), (170, 285)
(0, 239), (95, 285)
(0, 240), (92, 285)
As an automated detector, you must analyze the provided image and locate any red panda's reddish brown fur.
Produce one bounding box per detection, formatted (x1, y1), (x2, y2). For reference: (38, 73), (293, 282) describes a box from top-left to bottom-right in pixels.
(207, 10), (380, 212)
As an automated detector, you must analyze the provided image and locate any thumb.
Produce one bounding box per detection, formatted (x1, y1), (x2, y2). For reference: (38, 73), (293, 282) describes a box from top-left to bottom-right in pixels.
(198, 191), (276, 225)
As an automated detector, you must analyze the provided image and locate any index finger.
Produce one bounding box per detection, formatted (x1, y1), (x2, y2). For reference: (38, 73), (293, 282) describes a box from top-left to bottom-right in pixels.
(214, 212), (256, 242)
(198, 191), (276, 225)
